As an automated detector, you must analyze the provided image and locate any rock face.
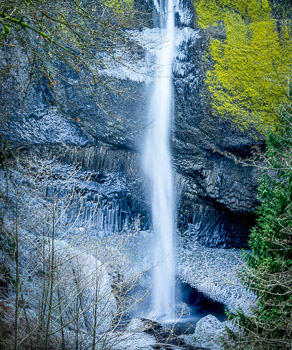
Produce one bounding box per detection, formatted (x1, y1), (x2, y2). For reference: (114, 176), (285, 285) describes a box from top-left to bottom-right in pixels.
(171, 0), (263, 247)
(0, 0), (263, 247)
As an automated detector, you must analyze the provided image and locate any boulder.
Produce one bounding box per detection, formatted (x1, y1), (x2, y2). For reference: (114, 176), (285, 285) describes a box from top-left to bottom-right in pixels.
(193, 315), (226, 350)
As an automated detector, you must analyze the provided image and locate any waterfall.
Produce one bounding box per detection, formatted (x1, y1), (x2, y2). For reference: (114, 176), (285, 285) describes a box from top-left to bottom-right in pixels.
(143, 0), (176, 319)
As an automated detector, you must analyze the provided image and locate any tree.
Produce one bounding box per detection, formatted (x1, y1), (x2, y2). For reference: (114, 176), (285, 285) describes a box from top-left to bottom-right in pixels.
(0, 2), (151, 348)
(0, 153), (147, 349)
(0, 0), (141, 119)
(224, 97), (292, 349)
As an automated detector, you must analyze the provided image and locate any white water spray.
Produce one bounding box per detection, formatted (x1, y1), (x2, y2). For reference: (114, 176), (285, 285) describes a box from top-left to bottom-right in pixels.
(143, 0), (176, 319)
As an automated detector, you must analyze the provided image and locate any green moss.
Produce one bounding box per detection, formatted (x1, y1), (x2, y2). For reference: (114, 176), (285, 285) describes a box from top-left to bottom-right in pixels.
(195, 0), (291, 134)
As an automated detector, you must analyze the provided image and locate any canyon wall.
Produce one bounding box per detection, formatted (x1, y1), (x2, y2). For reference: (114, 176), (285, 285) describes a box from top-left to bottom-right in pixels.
(0, 0), (267, 248)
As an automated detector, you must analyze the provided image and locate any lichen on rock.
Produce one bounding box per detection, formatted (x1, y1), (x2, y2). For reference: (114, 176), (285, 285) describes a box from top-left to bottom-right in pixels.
(195, 0), (291, 134)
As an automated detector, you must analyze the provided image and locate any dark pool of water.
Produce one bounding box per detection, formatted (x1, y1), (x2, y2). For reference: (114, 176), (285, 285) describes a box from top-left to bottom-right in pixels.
(127, 277), (227, 335)
(155, 279), (227, 335)
(176, 279), (227, 320)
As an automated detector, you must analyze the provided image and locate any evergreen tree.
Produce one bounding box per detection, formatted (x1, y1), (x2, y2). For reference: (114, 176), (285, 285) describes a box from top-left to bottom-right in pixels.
(224, 99), (292, 349)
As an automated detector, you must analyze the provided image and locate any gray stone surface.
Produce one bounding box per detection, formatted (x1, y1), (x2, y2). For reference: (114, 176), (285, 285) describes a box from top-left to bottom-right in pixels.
(193, 315), (225, 350)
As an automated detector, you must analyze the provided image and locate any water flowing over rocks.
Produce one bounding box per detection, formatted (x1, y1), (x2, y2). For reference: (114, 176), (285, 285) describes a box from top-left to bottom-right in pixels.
(142, 0), (176, 318)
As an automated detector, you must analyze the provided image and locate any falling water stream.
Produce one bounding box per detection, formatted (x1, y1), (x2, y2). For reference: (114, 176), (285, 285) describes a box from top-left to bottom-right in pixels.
(143, 0), (176, 320)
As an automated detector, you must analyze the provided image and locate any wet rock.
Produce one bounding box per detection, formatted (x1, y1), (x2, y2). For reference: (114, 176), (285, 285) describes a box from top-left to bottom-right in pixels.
(141, 318), (164, 332)
(135, 318), (210, 350)
(193, 315), (225, 350)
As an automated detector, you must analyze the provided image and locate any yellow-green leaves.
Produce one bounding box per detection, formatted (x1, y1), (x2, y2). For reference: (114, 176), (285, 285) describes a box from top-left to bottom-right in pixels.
(196, 0), (223, 29)
(1, 23), (11, 38)
(196, 0), (271, 28)
(196, 0), (291, 134)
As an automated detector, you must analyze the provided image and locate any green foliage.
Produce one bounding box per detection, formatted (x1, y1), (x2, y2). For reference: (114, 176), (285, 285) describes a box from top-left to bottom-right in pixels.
(0, 18), (10, 39)
(224, 100), (292, 349)
(195, 0), (291, 134)
(4, 25), (10, 34)
(196, 0), (272, 29)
